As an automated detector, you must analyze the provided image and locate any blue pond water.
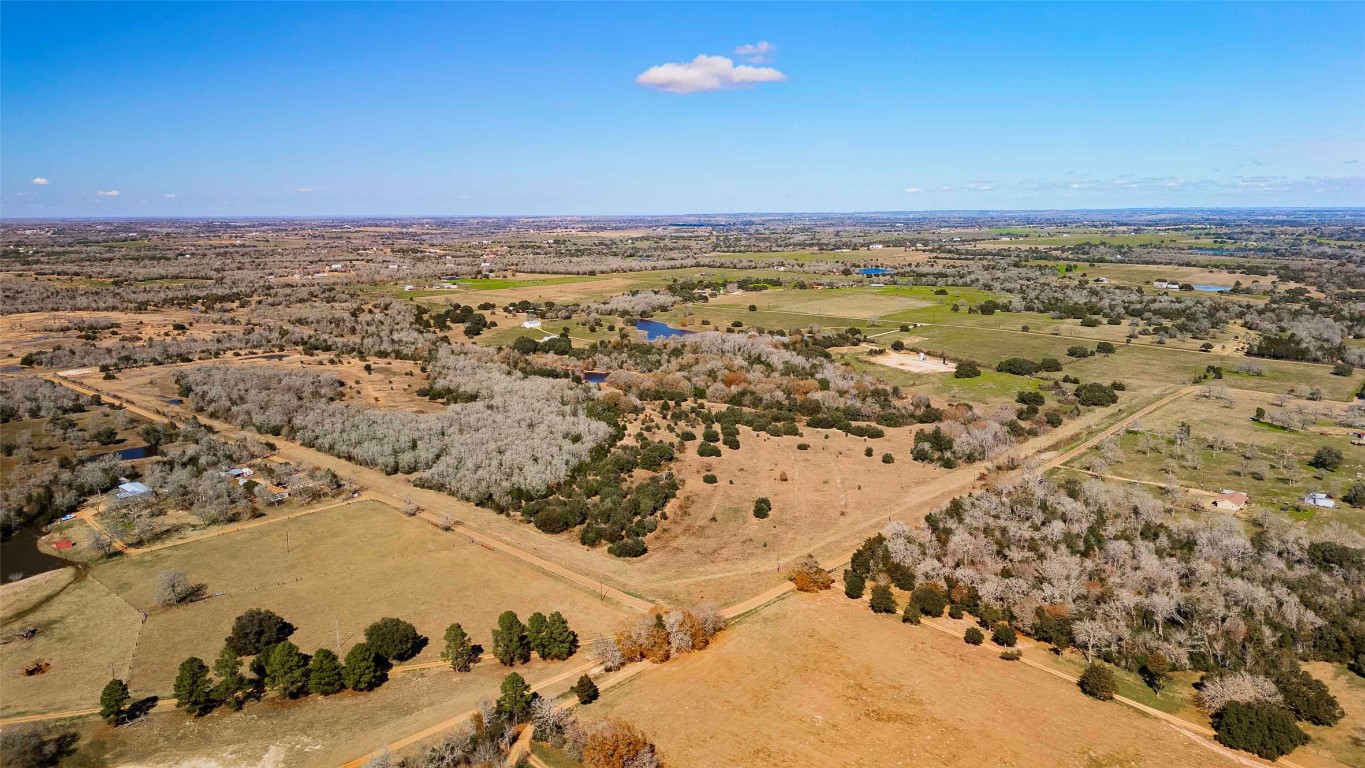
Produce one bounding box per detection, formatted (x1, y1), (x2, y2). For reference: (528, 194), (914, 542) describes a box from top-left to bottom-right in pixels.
(1193, 285), (1232, 293)
(584, 371), (609, 383)
(857, 267), (893, 275)
(87, 444), (157, 462)
(635, 320), (693, 340)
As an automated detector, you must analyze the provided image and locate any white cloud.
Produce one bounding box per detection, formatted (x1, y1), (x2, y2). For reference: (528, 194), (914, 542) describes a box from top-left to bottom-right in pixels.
(636, 54), (786, 94)
(964, 182), (995, 191)
(734, 41), (776, 63)
(296, 187), (315, 193)
(164, 193), (177, 198)
(31, 177), (48, 185)
(96, 190), (120, 197)
(904, 187), (923, 193)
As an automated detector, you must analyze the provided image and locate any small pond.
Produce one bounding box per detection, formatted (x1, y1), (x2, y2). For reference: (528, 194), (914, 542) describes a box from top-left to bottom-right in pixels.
(635, 320), (693, 341)
(857, 268), (893, 275)
(86, 444), (157, 462)
(583, 371), (609, 384)
(0, 524), (69, 584)
(1193, 285), (1232, 293)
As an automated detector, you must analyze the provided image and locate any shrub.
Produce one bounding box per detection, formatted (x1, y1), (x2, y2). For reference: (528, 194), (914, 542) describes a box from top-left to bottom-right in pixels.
(1000, 649), (1022, 661)
(1078, 663), (1117, 701)
(608, 537), (648, 557)
(702, 472), (718, 484)
(869, 584), (898, 614)
(1075, 382), (1118, 406)
(1332, 362), (1353, 377)
(1039, 357), (1063, 372)
(902, 603), (921, 624)
(1066, 345), (1092, 358)
(996, 358), (1039, 376)
(1016, 391), (1046, 407)
(954, 361), (981, 378)
(697, 441), (721, 457)
(1308, 446), (1343, 471)
(1212, 702), (1309, 761)
(881, 452), (894, 464)
(752, 497), (772, 519)
(1343, 482), (1365, 507)
(990, 623), (1017, 647)
(364, 618), (422, 662)
(964, 627), (985, 645)
(1096, 341), (1116, 354)
(788, 554), (833, 592)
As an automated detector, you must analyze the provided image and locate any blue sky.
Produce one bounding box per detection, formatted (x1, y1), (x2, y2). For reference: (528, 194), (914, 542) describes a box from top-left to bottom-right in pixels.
(3, 2), (1362, 217)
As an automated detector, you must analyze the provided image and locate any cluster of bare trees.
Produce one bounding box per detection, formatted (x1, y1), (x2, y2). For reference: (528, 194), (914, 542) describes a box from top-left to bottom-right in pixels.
(871, 475), (1363, 676)
(174, 346), (613, 507)
(0, 378), (93, 422)
(593, 606), (726, 672)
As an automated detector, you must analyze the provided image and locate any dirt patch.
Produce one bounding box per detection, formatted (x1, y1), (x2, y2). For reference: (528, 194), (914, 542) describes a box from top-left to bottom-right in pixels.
(866, 349), (956, 374)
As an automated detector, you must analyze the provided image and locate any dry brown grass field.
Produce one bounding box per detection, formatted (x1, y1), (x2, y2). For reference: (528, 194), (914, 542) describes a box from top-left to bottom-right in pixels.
(85, 500), (630, 699)
(0, 569), (142, 717)
(592, 591), (1245, 768)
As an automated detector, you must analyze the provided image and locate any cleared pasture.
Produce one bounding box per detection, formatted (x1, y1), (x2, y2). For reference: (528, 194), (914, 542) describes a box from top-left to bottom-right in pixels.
(592, 592), (1243, 768)
(89, 501), (632, 699)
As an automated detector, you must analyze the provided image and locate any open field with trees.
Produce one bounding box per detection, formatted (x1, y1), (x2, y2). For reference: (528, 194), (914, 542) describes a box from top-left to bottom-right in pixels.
(3, 211), (1363, 767)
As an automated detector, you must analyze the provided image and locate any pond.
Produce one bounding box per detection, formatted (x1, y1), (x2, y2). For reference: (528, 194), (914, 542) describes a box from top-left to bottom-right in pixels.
(583, 371), (609, 384)
(87, 444), (157, 461)
(0, 524), (70, 584)
(164, 398), (183, 405)
(635, 320), (693, 341)
(1193, 285), (1232, 293)
(857, 268), (893, 275)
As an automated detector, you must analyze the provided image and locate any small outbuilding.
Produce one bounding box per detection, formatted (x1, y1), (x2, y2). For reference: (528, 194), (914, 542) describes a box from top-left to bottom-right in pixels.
(1303, 492), (1337, 509)
(114, 482), (153, 500)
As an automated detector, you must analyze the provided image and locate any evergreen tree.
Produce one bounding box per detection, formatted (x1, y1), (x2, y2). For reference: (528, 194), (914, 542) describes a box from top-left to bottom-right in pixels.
(1078, 663), (1117, 701)
(912, 585), (949, 617)
(224, 608), (294, 656)
(843, 569), (865, 599)
(211, 647), (251, 711)
(492, 610), (530, 666)
(264, 641), (309, 699)
(440, 622), (476, 672)
(1213, 702), (1309, 761)
(363, 617), (422, 662)
(496, 672), (534, 722)
(964, 627), (985, 645)
(869, 584), (898, 614)
(526, 612), (548, 658)
(1275, 669), (1344, 726)
(574, 674), (599, 705)
(308, 648), (346, 696)
(902, 603), (921, 624)
(99, 678), (130, 725)
(539, 612), (579, 661)
(173, 657), (215, 716)
(343, 642), (386, 692)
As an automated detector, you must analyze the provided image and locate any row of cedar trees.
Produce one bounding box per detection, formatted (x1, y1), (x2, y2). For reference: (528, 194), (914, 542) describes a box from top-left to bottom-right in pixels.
(98, 607), (578, 725)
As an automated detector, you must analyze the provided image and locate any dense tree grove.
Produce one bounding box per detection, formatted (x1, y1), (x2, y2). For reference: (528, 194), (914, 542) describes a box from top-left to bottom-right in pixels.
(173, 344), (614, 507)
(839, 475), (1362, 759)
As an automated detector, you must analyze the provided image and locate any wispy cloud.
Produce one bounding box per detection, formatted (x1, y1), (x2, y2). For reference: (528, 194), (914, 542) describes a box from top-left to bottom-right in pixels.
(904, 187), (923, 193)
(96, 189), (120, 197)
(164, 193), (177, 198)
(734, 41), (776, 64)
(964, 182), (995, 191)
(31, 177), (48, 185)
(296, 187), (315, 193)
(636, 54), (786, 94)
